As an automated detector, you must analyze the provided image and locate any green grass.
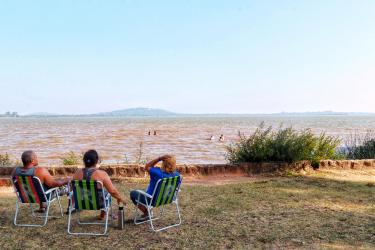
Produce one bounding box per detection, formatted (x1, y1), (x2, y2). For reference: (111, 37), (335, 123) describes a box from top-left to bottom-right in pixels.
(0, 171), (374, 249)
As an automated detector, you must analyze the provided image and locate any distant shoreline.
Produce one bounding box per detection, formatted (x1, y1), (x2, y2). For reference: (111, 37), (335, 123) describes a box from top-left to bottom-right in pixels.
(2, 107), (375, 118)
(3, 113), (375, 119)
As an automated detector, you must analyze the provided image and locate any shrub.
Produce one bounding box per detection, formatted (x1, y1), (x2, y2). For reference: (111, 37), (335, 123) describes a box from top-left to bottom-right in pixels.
(226, 123), (341, 165)
(345, 132), (375, 159)
(61, 151), (81, 166)
(134, 142), (148, 164)
(0, 153), (14, 166)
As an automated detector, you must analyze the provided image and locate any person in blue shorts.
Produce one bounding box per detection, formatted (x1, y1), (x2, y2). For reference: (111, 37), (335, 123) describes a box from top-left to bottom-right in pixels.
(130, 155), (180, 220)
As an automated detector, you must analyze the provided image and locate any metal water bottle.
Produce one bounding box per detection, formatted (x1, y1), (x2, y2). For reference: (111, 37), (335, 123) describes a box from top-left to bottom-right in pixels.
(118, 203), (124, 230)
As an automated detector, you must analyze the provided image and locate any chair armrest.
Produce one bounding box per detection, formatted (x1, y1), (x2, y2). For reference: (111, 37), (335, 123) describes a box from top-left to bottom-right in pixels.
(105, 192), (112, 200)
(44, 187), (59, 195)
(135, 189), (152, 198)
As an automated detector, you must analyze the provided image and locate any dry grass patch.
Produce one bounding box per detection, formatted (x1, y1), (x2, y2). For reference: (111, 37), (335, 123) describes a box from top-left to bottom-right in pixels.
(0, 170), (374, 249)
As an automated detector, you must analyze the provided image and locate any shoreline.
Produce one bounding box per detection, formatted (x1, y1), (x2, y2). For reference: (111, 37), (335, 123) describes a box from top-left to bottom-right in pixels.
(1, 159), (374, 187)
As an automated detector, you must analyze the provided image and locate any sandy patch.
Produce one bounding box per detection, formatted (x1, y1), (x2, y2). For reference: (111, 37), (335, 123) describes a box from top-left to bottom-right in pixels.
(0, 187), (14, 197)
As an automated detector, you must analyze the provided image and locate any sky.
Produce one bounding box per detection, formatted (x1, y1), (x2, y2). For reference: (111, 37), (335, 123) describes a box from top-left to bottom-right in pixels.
(0, 0), (374, 115)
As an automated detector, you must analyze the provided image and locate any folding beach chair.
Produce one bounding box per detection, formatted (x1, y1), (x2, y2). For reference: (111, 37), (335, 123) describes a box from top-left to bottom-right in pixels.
(67, 180), (112, 236)
(11, 175), (64, 227)
(133, 176), (182, 232)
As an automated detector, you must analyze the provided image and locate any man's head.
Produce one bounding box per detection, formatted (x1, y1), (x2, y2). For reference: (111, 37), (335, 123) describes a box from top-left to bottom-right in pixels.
(21, 150), (38, 167)
(162, 155), (177, 173)
(83, 149), (99, 168)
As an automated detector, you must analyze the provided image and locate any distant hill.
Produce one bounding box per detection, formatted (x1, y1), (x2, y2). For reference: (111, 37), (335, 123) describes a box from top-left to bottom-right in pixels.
(21, 109), (375, 117)
(93, 108), (177, 117)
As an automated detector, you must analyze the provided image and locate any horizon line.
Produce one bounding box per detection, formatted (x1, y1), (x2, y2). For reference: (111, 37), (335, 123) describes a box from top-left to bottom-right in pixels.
(2, 108), (375, 117)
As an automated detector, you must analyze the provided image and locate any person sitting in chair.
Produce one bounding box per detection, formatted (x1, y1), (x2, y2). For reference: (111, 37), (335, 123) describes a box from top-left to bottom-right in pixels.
(130, 155), (180, 220)
(11, 150), (70, 212)
(72, 149), (126, 219)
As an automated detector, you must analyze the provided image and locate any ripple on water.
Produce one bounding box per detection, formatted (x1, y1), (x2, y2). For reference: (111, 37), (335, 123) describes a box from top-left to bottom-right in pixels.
(1, 116), (375, 164)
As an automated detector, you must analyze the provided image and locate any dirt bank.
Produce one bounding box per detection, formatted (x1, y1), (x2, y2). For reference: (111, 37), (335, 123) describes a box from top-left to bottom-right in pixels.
(0, 160), (374, 187)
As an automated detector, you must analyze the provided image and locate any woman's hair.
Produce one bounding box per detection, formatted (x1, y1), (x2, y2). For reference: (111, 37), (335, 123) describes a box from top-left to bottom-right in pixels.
(162, 156), (177, 173)
(83, 150), (99, 168)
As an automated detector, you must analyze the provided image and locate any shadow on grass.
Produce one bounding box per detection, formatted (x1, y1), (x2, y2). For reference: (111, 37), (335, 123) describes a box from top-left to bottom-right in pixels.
(0, 174), (374, 249)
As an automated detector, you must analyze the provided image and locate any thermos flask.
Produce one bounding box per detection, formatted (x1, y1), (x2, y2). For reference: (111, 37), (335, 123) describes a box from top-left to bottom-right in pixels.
(118, 203), (124, 230)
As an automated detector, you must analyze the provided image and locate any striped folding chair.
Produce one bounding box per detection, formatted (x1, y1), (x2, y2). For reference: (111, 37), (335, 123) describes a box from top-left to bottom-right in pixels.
(134, 176), (182, 232)
(11, 175), (64, 227)
(67, 180), (112, 236)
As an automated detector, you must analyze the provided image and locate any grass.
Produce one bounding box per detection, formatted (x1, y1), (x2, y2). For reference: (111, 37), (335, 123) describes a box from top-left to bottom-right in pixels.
(0, 170), (374, 249)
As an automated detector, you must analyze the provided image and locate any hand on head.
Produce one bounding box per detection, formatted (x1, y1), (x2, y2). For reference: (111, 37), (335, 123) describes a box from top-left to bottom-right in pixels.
(159, 154), (173, 161)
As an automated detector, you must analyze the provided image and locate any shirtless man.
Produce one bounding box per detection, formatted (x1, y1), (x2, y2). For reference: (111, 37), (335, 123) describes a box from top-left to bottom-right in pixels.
(12, 150), (70, 212)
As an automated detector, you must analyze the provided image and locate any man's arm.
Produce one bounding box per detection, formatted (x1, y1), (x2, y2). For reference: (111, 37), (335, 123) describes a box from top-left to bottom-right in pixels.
(38, 168), (70, 188)
(145, 157), (161, 172)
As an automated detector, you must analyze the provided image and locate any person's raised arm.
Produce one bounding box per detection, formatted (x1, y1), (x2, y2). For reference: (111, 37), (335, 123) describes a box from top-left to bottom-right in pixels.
(145, 155), (172, 172)
(145, 157), (162, 172)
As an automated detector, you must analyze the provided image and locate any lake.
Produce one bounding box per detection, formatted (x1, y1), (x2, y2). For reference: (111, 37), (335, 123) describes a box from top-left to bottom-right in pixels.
(1, 115), (375, 165)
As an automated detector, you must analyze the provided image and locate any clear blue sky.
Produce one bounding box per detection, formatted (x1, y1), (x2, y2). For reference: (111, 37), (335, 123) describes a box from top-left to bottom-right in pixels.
(0, 0), (374, 114)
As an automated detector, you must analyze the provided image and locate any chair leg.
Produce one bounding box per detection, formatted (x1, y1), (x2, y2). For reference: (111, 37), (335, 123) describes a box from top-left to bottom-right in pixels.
(103, 207), (109, 235)
(176, 201), (182, 225)
(150, 201), (182, 232)
(67, 205), (73, 235)
(69, 197), (111, 236)
(68, 208), (109, 236)
(160, 205), (165, 217)
(148, 206), (156, 231)
(110, 202), (113, 221)
(13, 201), (20, 226)
(134, 204), (158, 225)
(41, 203), (50, 227)
(13, 201), (51, 227)
(133, 203), (141, 224)
(56, 192), (64, 217)
(29, 203), (36, 217)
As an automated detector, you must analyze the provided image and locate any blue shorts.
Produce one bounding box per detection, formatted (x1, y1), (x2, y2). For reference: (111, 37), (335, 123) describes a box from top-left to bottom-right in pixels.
(130, 190), (151, 206)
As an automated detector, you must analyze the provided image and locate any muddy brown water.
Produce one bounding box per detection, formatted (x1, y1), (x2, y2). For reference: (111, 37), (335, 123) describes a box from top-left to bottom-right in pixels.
(1, 116), (375, 165)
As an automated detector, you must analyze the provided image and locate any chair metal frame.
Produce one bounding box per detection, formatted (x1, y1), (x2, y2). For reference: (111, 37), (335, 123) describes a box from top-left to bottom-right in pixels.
(12, 176), (64, 227)
(67, 180), (113, 236)
(133, 176), (182, 232)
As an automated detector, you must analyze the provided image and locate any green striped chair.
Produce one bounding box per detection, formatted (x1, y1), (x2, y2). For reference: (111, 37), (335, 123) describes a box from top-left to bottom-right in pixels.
(67, 180), (112, 236)
(134, 176), (182, 232)
(11, 175), (64, 227)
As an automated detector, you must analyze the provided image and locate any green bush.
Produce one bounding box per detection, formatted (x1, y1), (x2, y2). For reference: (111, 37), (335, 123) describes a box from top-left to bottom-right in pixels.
(345, 133), (375, 159)
(61, 151), (80, 166)
(226, 123), (342, 165)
